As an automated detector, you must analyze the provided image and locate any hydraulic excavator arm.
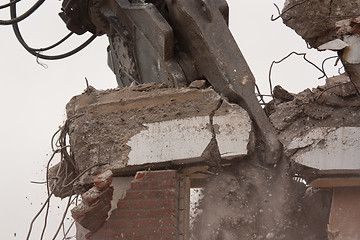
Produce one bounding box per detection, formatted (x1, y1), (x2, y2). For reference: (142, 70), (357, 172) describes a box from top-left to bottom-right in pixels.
(59, 0), (282, 164)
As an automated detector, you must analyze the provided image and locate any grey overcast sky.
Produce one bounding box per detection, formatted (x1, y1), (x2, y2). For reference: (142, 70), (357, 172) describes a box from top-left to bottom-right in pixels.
(0, 0), (339, 239)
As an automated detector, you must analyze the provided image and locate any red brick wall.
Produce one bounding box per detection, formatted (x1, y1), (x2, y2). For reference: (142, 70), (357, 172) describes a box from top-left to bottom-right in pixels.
(89, 170), (179, 240)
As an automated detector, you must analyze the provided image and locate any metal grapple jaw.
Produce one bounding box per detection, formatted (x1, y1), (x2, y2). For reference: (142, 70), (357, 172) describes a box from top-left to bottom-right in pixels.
(59, 0), (283, 164)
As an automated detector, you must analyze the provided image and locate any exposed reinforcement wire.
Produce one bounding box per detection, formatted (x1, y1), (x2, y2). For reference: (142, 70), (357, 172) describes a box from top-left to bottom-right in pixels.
(27, 116), (108, 240)
(269, 51), (325, 98)
(271, 0), (308, 21)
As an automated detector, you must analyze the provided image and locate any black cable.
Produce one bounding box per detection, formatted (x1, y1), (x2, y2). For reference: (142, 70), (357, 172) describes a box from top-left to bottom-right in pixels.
(10, 2), (97, 60)
(0, 0), (45, 25)
(0, 0), (21, 9)
(35, 32), (74, 52)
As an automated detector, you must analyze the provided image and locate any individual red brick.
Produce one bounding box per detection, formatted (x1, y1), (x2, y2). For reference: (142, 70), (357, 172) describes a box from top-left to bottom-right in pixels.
(146, 209), (176, 218)
(103, 219), (129, 228)
(145, 189), (174, 199)
(82, 186), (114, 206)
(115, 209), (145, 219)
(161, 199), (176, 208)
(113, 228), (143, 238)
(125, 190), (145, 199)
(71, 201), (108, 223)
(82, 215), (108, 233)
(93, 170), (113, 191)
(130, 218), (159, 227)
(161, 179), (177, 188)
(86, 201), (111, 218)
(133, 237), (159, 240)
(72, 200), (111, 231)
(131, 180), (160, 189)
(117, 199), (129, 209)
(88, 227), (113, 239)
(160, 235), (177, 240)
(81, 187), (100, 206)
(159, 217), (175, 227)
(134, 171), (147, 180)
(130, 199), (159, 209)
(142, 227), (175, 236)
(145, 170), (177, 179)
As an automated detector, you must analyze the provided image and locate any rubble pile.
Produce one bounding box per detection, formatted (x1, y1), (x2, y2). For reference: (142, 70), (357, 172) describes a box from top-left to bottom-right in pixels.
(190, 166), (332, 240)
(269, 75), (360, 177)
(190, 75), (360, 240)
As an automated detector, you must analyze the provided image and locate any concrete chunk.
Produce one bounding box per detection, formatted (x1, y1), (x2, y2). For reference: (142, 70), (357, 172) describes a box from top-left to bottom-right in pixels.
(213, 101), (253, 160)
(127, 116), (213, 165)
(288, 127), (360, 171)
(65, 84), (253, 186)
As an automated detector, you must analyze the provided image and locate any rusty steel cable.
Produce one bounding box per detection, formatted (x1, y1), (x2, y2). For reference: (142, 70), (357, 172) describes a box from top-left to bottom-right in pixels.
(62, 220), (75, 240)
(0, 0), (45, 24)
(27, 116), (107, 240)
(26, 186), (56, 240)
(51, 191), (76, 240)
(271, 0), (308, 21)
(255, 83), (267, 105)
(269, 51), (325, 97)
(338, 66), (345, 75)
(319, 55), (339, 80)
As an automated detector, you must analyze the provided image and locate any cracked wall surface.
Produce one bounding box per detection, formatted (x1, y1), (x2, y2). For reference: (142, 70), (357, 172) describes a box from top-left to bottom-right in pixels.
(63, 83), (253, 192)
(267, 74), (360, 181)
(288, 127), (360, 171)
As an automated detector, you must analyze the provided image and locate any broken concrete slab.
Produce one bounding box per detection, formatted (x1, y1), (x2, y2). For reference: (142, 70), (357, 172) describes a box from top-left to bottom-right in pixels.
(65, 83), (253, 188)
(267, 76), (360, 179)
(288, 127), (360, 171)
(281, 0), (360, 93)
(213, 102), (253, 160)
(281, 0), (360, 48)
(325, 74), (356, 97)
(126, 116), (213, 165)
(126, 102), (253, 165)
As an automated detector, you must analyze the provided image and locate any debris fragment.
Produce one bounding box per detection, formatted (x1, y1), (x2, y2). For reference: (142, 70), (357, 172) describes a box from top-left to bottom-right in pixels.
(62, 84), (254, 189)
(281, 0), (360, 92)
(71, 170), (114, 233)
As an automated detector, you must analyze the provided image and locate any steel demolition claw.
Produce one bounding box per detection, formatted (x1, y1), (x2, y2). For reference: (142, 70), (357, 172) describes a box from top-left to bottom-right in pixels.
(164, 0), (282, 164)
(59, 0), (282, 164)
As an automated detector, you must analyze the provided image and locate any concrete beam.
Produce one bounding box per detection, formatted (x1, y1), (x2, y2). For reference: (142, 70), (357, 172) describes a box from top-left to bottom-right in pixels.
(65, 84), (253, 186)
(287, 127), (360, 172)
